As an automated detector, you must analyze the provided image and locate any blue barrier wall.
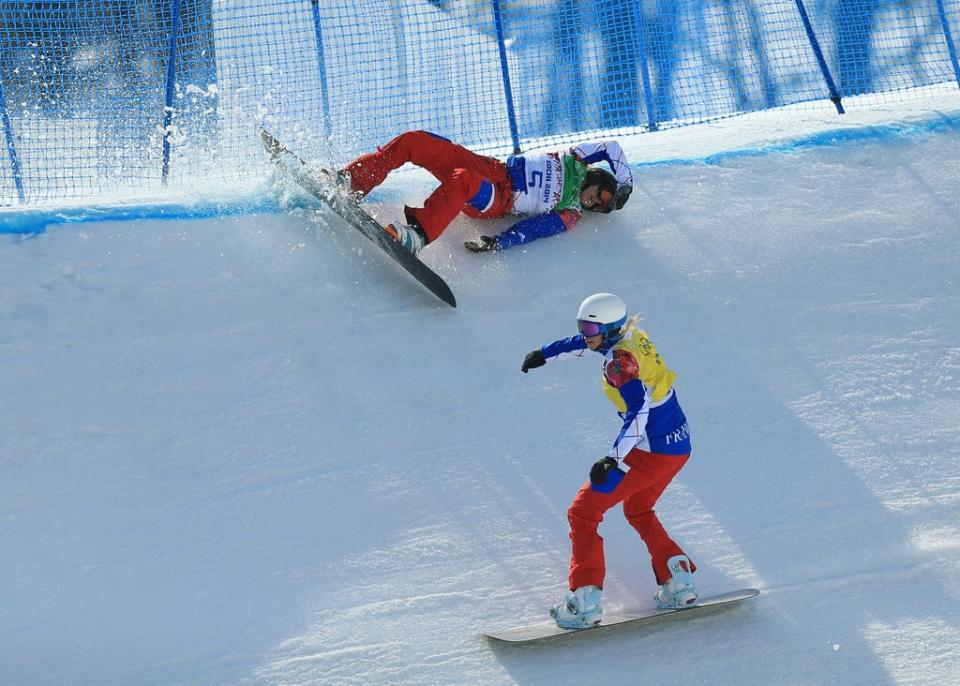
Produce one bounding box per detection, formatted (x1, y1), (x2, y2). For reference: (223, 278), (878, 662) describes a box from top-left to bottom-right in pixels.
(2, 0), (960, 206)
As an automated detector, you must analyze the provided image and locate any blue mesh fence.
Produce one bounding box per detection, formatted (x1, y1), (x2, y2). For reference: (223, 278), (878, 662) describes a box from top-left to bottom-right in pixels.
(2, 0), (960, 206)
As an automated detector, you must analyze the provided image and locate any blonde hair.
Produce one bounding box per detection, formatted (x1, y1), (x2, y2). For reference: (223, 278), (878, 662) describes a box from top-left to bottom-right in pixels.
(623, 313), (643, 333)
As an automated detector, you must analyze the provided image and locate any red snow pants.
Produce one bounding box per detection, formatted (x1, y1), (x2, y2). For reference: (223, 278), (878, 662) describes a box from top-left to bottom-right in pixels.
(567, 448), (695, 591)
(343, 131), (514, 242)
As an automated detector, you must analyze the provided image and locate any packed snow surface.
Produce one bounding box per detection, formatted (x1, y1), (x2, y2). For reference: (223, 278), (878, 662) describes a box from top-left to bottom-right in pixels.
(2, 114), (959, 685)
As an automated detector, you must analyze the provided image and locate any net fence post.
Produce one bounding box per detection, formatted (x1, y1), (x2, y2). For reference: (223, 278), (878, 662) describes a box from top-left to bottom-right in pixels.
(309, 0), (333, 144)
(161, 0), (183, 186)
(793, 0), (845, 114)
(491, 0), (521, 154)
(936, 0), (960, 91)
(632, 0), (658, 131)
(0, 69), (25, 204)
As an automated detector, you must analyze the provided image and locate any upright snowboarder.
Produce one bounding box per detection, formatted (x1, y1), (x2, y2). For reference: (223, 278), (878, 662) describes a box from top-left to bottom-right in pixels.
(521, 293), (697, 629)
(336, 131), (633, 254)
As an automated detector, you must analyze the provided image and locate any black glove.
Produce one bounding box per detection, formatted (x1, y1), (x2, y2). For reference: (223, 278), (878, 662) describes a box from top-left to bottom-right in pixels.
(612, 184), (632, 211)
(464, 235), (499, 253)
(521, 349), (546, 373)
(590, 457), (619, 486)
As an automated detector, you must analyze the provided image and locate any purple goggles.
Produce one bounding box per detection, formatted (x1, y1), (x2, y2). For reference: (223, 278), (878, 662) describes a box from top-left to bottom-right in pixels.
(577, 320), (604, 337)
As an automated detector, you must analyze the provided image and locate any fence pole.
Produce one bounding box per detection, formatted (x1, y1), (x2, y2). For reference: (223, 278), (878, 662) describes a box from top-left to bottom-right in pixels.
(491, 0), (521, 154)
(793, 0), (844, 114)
(0, 71), (25, 204)
(309, 0), (333, 141)
(632, 0), (658, 131)
(390, 2), (409, 129)
(161, 0), (183, 185)
(936, 0), (960, 91)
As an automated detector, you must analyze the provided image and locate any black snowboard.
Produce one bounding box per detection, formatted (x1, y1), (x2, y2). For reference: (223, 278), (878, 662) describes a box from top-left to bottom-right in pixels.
(260, 129), (456, 307)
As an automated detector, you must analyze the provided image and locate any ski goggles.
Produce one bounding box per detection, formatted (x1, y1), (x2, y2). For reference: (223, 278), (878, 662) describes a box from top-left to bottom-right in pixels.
(577, 320), (604, 337)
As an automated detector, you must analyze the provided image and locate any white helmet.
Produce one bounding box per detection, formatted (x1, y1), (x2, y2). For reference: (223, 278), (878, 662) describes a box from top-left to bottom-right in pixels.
(576, 293), (627, 342)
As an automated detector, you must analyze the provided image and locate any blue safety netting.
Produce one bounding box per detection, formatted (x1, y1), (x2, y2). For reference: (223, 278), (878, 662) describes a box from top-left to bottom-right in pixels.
(2, 0), (960, 206)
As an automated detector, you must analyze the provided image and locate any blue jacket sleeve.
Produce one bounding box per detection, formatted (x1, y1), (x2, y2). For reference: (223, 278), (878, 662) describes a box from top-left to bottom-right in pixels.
(611, 378), (647, 448)
(494, 212), (566, 250)
(541, 334), (588, 359)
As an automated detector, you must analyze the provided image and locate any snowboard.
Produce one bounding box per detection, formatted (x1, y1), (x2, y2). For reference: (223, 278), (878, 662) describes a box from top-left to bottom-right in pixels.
(260, 129), (456, 308)
(483, 588), (759, 643)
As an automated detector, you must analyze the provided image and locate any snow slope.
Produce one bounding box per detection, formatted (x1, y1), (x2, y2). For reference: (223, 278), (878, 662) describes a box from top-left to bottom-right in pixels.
(2, 118), (960, 685)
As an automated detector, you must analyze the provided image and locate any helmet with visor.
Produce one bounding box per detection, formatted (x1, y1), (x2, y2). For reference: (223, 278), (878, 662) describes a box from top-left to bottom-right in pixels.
(576, 293), (627, 344)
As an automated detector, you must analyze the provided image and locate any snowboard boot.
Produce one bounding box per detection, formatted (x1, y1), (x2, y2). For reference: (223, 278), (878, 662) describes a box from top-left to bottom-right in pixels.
(655, 554), (698, 609)
(550, 585), (602, 629)
(385, 218), (427, 255)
